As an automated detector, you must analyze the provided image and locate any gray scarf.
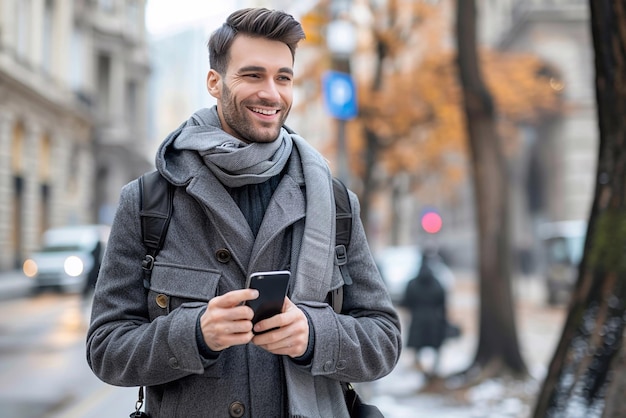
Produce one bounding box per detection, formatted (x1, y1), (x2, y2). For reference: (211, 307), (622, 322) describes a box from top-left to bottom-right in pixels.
(172, 107), (293, 188)
(170, 107), (336, 303)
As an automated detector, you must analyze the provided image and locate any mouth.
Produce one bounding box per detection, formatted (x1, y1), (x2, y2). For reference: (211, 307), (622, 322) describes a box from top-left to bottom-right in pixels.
(249, 107), (279, 117)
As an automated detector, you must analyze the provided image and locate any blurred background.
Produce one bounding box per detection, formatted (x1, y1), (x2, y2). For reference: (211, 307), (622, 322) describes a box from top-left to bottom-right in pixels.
(0, 0), (596, 417)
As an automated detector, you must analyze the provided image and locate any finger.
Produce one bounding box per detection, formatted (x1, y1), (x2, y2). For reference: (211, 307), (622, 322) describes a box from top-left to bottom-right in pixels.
(209, 288), (259, 309)
(253, 315), (309, 356)
(251, 297), (292, 333)
(253, 329), (307, 357)
(202, 316), (255, 351)
(204, 303), (255, 323)
(210, 318), (255, 335)
(253, 313), (285, 335)
(283, 296), (294, 310)
(208, 330), (254, 351)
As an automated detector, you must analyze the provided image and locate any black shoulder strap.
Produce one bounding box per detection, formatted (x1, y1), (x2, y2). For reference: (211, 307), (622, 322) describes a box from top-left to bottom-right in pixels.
(333, 178), (352, 250)
(330, 177), (353, 313)
(138, 171), (174, 288)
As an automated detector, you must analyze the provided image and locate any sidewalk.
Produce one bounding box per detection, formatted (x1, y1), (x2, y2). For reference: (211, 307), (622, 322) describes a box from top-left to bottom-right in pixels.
(361, 270), (568, 417)
(0, 270), (32, 301)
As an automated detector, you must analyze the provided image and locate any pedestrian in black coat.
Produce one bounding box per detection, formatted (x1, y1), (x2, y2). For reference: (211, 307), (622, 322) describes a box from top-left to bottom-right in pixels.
(402, 257), (448, 377)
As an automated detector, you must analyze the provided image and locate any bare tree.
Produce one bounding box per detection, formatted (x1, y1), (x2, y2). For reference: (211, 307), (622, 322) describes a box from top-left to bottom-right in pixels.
(454, 0), (526, 383)
(533, 2), (626, 416)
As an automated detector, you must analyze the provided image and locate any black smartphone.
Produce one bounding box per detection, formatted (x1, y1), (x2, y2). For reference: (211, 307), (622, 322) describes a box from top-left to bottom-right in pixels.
(245, 270), (291, 328)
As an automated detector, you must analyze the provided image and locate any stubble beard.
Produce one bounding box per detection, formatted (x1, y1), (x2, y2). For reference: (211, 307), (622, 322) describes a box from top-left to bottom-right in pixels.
(221, 84), (290, 143)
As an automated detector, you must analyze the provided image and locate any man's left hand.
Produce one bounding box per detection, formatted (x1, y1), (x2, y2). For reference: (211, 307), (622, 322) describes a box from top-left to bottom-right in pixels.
(252, 297), (309, 358)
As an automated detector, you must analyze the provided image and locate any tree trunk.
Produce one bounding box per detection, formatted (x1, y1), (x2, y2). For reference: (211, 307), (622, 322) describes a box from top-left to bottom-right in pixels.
(533, 2), (626, 417)
(454, 0), (527, 381)
(360, 126), (379, 231)
(359, 25), (387, 232)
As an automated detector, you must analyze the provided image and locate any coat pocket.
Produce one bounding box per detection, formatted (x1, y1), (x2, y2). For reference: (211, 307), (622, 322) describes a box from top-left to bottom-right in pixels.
(147, 263), (221, 319)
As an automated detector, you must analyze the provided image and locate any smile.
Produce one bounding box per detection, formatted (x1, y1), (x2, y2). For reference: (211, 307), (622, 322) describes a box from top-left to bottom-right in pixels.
(250, 107), (278, 116)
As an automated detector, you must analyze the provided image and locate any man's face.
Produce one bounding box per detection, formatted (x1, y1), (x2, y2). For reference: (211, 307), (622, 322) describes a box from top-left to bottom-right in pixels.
(207, 35), (294, 143)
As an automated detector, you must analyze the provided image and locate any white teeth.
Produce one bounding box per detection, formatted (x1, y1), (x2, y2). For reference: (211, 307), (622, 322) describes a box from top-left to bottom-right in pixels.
(251, 108), (277, 115)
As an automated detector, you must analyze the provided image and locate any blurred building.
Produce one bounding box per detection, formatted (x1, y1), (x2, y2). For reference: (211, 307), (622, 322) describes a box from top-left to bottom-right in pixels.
(0, 0), (151, 271)
(479, 0), (596, 272)
(147, 18), (221, 155)
(422, 0), (596, 270)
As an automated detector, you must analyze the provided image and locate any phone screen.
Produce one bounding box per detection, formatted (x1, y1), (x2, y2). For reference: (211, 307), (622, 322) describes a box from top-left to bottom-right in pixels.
(245, 270), (291, 327)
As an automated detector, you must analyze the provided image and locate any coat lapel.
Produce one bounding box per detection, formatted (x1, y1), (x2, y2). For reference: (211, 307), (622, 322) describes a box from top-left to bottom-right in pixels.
(184, 167), (254, 274)
(249, 175), (305, 270)
(182, 165), (306, 278)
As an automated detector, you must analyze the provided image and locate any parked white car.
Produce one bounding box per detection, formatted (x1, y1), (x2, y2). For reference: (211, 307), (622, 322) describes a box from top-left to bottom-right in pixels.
(539, 220), (586, 305)
(23, 224), (110, 293)
(375, 245), (454, 304)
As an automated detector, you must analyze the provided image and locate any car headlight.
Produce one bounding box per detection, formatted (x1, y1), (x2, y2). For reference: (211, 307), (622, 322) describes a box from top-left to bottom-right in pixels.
(23, 259), (38, 277)
(64, 256), (84, 277)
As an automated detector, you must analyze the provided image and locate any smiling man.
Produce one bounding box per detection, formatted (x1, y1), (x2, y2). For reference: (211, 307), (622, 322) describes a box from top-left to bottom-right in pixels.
(86, 8), (401, 418)
(208, 34), (294, 143)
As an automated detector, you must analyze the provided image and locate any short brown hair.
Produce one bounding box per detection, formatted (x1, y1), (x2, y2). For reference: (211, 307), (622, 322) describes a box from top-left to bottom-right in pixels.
(207, 8), (305, 74)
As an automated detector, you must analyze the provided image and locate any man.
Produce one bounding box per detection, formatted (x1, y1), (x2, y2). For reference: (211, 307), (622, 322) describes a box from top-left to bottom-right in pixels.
(86, 8), (401, 418)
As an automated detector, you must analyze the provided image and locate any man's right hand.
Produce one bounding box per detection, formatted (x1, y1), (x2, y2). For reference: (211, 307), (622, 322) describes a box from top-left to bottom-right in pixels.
(199, 288), (259, 351)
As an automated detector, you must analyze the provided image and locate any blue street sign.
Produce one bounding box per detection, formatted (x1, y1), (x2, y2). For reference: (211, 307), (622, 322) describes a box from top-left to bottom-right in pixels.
(322, 70), (358, 120)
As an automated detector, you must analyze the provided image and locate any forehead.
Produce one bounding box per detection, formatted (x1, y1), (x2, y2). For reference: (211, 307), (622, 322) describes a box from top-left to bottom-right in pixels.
(227, 35), (293, 73)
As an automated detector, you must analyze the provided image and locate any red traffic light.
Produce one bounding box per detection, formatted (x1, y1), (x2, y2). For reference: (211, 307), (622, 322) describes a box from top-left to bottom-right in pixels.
(421, 211), (442, 234)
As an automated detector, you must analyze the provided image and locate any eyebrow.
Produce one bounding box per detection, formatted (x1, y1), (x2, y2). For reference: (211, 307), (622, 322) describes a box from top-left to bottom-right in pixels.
(238, 65), (294, 76)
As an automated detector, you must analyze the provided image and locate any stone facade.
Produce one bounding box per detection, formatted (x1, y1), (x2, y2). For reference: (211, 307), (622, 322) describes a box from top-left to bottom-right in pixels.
(0, 0), (151, 271)
(482, 0), (596, 224)
(441, 0), (596, 269)
(487, 0), (596, 273)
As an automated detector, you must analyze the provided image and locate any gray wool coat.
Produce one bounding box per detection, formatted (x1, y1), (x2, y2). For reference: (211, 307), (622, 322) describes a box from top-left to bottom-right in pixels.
(86, 134), (401, 417)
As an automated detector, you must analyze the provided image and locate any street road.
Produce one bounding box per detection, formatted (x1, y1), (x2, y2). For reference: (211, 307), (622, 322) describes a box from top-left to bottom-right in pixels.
(0, 293), (136, 418)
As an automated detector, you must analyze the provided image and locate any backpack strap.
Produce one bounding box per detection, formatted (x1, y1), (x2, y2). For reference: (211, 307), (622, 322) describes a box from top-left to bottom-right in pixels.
(138, 170), (174, 289)
(330, 177), (353, 313)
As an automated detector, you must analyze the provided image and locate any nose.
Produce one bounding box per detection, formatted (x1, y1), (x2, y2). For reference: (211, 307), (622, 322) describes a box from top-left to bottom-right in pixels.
(257, 79), (281, 101)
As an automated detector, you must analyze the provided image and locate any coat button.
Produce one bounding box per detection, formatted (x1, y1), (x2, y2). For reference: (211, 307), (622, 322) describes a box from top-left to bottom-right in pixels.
(156, 294), (169, 308)
(228, 401), (245, 417)
(216, 248), (231, 263)
(323, 361), (333, 372)
(337, 360), (347, 370)
(168, 357), (180, 369)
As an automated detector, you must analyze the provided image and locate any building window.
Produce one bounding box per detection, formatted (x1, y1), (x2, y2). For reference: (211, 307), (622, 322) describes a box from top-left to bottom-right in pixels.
(16, 1), (30, 61)
(11, 121), (26, 269)
(67, 144), (79, 193)
(37, 132), (50, 256)
(39, 133), (51, 182)
(126, 0), (141, 36)
(70, 29), (86, 92)
(39, 184), (50, 237)
(126, 80), (137, 129)
(127, 0), (140, 23)
(97, 53), (111, 119)
(11, 121), (24, 174)
(42, 0), (55, 75)
(98, 0), (115, 13)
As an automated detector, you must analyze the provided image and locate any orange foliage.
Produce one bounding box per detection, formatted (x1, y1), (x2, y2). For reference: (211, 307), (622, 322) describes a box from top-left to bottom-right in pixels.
(298, 0), (563, 198)
(483, 51), (563, 123)
(347, 1), (562, 194)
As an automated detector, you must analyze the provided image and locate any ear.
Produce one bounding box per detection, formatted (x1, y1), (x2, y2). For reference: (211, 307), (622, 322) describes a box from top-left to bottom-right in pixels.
(206, 69), (221, 99)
